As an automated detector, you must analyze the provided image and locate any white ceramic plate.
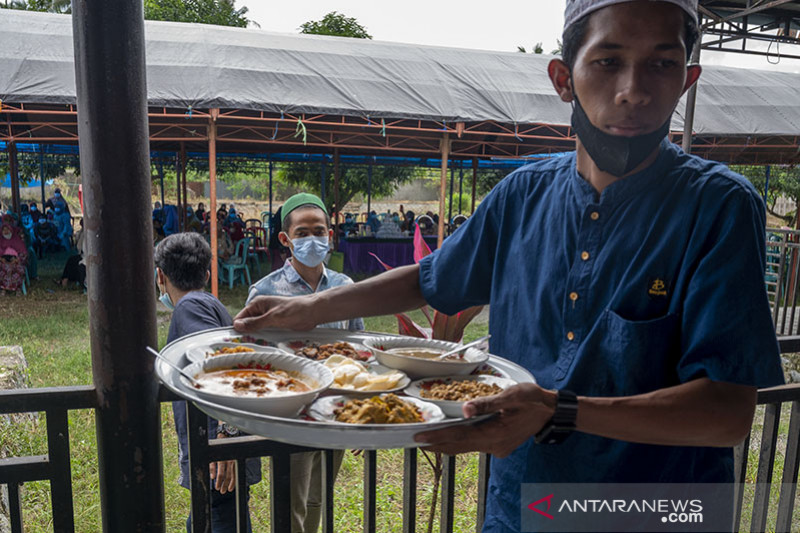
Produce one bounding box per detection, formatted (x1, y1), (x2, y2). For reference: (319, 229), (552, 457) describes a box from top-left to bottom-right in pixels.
(277, 339), (373, 363)
(185, 341), (266, 364)
(405, 375), (517, 418)
(325, 360), (411, 395)
(308, 394), (445, 425)
(363, 337), (489, 379)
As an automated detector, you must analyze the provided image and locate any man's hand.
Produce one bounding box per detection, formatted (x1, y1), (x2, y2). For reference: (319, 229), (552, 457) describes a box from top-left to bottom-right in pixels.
(413, 383), (557, 457)
(234, 295), (318, 332)
(209, 459), (237, 494)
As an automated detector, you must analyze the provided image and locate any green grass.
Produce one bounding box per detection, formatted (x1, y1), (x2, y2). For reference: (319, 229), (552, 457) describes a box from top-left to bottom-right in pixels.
(0, 252), (487, 532)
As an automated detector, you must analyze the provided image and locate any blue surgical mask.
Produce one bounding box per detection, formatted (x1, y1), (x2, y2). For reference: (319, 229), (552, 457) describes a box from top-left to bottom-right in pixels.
(290, 235), (329, 267)
(159, 290), (175, 311)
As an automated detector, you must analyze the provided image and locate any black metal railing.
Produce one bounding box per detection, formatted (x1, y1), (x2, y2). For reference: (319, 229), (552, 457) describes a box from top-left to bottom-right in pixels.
(766, 229), (800, 336)
(0, 375), (798, 532)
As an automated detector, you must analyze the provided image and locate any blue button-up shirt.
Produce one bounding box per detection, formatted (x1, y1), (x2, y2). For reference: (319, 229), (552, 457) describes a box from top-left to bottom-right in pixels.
(419, 140), (784, 533)
(247, 259), (365, 331)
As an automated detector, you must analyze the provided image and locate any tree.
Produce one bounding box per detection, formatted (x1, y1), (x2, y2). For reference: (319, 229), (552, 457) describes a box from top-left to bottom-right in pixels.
(299, 11), (372, 39)
(144, 0), (249, 27)
(280, 163), (416, 211)
(0, 0), (70, 12)
(738, 165), (800, 227)
(0, 152), (78, 186)
(517, 43), (544, 54)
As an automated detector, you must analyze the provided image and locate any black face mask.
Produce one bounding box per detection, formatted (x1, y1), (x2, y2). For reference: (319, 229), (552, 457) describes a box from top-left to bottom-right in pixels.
(570, 94), (670, 177)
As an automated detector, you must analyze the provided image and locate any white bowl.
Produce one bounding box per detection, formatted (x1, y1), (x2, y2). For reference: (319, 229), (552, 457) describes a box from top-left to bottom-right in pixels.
(405, 375), (516, 418)
(179, 350), (333, 418)
(362, 337), (489, 379)
(185, 341), (265, 364)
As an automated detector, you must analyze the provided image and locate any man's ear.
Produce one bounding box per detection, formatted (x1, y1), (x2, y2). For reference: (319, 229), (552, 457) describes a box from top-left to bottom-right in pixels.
(682, 65), (702, 95)
(156, 267), (165, 287)
(278, 231), (291, 248)
(548, 59), (574, 103)
(204, 270), (210, 284)
(328, 228), (334, 240)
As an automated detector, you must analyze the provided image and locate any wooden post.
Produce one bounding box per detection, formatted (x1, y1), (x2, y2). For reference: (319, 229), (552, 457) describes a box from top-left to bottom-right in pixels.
(471, 158), (478, 214)
(438, 133), (450, 247)
(209, 109), (219, 297)
(8, 142), (20, 216)
(333, 149), (340, 248)
(72, 0), (165, 529)
(682, 35), (702, 154)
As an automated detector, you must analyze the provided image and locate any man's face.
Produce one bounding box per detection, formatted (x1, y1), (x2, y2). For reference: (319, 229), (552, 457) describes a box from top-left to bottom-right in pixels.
(279, 207), (331, 247)
(568, 2), (692, 137)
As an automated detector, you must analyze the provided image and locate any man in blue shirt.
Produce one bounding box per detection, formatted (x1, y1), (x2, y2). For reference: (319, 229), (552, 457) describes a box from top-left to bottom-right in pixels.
(233, 1), (784, 531)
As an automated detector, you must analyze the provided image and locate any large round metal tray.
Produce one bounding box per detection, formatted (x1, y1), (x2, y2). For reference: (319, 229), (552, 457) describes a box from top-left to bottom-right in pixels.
(157, 327), (537, 450)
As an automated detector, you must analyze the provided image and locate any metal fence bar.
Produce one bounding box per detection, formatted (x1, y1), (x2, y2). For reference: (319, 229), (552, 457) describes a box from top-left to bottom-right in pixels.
(476, 453), (490, 533)
(732, 435), (749, 529)
(236, 458), (248, 533)
(402, 449), (417, 533)
(0, 456), (49, 483)
(8, 482), (23, 533)
(0, 386), (95, 415)
(439, 454), (456, 533)
(270, 452), (292, 532)
(775, 400), (800, 533)
(363, 450), (377, 533)
(322, 449), (335, 533)
(186, 402), (212, 533)
(46, 409), (74, 533)
(750, 403), (780, 533)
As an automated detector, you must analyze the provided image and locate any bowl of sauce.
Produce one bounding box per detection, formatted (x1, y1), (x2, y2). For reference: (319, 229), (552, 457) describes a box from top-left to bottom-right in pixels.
(363, 337), (489, 379)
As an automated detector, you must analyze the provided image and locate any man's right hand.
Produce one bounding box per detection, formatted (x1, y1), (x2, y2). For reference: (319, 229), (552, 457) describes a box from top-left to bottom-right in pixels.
(233, 295), (319, 332)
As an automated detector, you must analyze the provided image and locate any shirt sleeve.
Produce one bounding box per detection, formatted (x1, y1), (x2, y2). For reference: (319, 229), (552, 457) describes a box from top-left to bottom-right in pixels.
(173, 296), (232, 340)
(678, 183), (784, 388)
(418, 177), (507, 315)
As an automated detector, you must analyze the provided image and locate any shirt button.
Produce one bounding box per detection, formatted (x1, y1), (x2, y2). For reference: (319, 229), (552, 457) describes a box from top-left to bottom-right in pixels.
(590, 212), (600, 221)
(566, 331), (575, 341)
(569, 292), (579, 302)
(581, 251), (590, 261)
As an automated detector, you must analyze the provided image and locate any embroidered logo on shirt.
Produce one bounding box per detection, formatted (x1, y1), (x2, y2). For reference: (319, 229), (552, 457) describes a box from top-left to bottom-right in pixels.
(648, 278), (668, 298)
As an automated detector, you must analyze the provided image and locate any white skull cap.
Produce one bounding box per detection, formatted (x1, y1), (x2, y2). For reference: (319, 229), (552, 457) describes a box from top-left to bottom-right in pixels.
(564, 0), (698, 29)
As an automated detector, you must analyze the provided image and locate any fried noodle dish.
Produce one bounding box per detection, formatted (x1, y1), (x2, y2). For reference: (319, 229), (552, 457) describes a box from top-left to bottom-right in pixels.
(420, 380), (503, 402)
(292, 341), (370, 362)
(334, 394), (424, 424)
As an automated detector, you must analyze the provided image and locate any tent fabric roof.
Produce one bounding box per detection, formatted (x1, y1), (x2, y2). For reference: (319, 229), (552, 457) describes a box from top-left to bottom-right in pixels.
(0, 10), (798, 136)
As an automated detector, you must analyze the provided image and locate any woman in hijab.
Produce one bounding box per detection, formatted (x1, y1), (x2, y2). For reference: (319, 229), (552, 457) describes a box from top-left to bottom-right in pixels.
(0, 217), (28, 294)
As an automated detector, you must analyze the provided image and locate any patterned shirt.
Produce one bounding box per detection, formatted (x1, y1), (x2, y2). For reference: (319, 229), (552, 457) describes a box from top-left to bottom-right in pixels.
(246, 259), (364, 331)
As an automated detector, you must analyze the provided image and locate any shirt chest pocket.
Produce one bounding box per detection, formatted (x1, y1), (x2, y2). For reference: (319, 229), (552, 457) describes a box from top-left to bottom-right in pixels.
(586, 309), (681, 394)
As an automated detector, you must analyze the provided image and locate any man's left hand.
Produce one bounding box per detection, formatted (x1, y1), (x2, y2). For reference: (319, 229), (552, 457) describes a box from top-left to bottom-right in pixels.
(413, 383), (557, 457)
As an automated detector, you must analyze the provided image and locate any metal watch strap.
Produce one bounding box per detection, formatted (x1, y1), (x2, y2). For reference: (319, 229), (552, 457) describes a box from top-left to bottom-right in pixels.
(534, 389), (578, 444)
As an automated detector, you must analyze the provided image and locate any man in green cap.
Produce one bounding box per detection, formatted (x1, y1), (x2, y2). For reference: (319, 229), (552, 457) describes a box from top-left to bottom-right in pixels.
(245, 192), (362, 533)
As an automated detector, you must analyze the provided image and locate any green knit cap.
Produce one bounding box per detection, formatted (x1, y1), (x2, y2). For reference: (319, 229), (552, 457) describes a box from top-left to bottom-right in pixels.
(281, 193), (327, 226)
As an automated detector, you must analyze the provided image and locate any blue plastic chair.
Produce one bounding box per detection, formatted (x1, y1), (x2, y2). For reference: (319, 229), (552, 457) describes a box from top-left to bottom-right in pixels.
(219, 237), (252, 290)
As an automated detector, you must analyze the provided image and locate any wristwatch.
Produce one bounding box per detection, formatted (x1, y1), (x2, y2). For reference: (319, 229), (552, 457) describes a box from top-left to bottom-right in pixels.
(534, 389), (578, 444)
(217, 422), (240, 438)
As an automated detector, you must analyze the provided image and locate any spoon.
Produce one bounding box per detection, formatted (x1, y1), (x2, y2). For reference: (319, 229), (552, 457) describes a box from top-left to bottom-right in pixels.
(436, 335), (491, 360)
(146, 346), (203, 388)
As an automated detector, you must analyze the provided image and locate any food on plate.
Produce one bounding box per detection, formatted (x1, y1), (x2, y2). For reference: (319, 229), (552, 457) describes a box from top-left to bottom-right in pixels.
(386, 347), (462, 361)
(290, 341), (371, 362)
(334, 394), (424, 424)
(323, 355), (405, 391)
(223, 336), (276, 347)
(194, 363), (312, 397)
(210, 346), (255, 356)
(420, 379), (503, 401)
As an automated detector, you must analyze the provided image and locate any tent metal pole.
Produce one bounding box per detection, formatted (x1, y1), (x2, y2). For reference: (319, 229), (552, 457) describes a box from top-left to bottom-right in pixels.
(681, 36), (702, 154)
(458, 164), (463, 214)
(333, 148), (340, 248)
(72, 0), (165, 529)
(268, 160), (273, 218)
(438, 133), (450, 247)
(158, 160), (165, 209)
(471, 158), (478, 214)
(764, 165), (771, 203)
(448, 164), (455, 223)
(367, 159), (373, 215)
(209, 109), (219, 297)
(320, 161), (326, 205)
(174, 154), (182, 231)
(39, 148), (46, 207)
(8, 142), (20, 216)
(180, 142), (188, 225)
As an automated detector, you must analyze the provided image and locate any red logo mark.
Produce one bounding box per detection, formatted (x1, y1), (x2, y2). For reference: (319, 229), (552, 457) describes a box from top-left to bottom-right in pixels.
(528, 494), (555, 520)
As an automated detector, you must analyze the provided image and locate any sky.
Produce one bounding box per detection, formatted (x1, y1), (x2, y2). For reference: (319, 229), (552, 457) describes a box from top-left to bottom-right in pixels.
(243, 0), (800, 73)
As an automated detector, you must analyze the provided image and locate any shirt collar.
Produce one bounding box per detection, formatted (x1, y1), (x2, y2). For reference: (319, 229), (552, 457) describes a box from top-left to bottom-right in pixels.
(570, 139), (677, 206)
(282, 258), (330, 291)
